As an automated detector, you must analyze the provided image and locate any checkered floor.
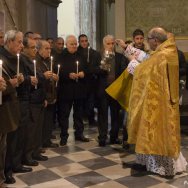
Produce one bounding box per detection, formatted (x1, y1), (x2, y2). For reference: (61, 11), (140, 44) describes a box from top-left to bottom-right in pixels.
(6, 125), (188, 188)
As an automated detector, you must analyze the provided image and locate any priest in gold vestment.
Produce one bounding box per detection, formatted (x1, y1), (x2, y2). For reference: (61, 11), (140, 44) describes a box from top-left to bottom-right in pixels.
(109, 27), (187, 177)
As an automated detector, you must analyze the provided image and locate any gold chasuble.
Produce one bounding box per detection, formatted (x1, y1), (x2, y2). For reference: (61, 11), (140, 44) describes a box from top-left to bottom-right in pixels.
(105, 69), (133, 111)
(127, 38), (180, 159)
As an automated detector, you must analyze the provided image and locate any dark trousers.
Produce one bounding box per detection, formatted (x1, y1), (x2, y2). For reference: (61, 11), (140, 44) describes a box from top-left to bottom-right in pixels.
(58, 98), (84, 141)
(5, 101), (30, 174)
(97, 94), (122, 142)
(43, 104), (55, 145)
(24, 104), (44, 159)
(0, 133), (6, 186)
(83, 92), (95, 124)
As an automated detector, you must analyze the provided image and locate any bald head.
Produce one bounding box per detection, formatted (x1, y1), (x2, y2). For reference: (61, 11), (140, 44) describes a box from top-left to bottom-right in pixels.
(148, 27), (167, 43)
(66, 35), (77, 54)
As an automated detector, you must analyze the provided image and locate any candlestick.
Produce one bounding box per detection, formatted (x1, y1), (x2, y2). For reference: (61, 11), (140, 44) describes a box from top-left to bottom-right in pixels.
(33, 60), (37, 89)
(50, 56), (53, 72)
(76, 61), (79, 82)
(87, 46), (90, 62)
(105, 50), (109, 58)
(0, 60), (2, 105)
(56, 64), (60, 87)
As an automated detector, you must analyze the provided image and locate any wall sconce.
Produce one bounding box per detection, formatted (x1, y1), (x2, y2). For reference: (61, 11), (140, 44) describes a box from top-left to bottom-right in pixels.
(105, 0), (115, 8)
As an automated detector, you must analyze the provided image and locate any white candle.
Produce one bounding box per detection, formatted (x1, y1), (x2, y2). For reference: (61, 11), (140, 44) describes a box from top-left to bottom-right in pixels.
(56, 64), (60, 87)
(50, 56), (53, 72)
(76, 61), (79, 82)
(33, 60), (37, 89)
(87, 46), (90, 62)
(0, 60), (2, 105)
(17, 53), (20, 76)
(76, 61), (79, 74)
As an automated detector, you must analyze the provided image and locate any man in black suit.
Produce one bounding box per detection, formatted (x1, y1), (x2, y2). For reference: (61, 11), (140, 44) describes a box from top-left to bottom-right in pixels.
(97, 35), (129, 146)
(58, 35), (89, 146)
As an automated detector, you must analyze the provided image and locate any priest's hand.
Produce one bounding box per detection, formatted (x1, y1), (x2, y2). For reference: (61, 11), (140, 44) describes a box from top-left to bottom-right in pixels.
(115, 39), (127, 49)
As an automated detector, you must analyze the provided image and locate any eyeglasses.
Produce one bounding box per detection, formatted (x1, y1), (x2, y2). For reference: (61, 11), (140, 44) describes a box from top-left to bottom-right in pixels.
(147, 37), (154, 40)
(28, 46), (37, 50)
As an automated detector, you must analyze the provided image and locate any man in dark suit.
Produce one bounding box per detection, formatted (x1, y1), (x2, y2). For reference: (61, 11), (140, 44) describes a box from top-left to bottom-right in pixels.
(77, 34), (101, 126)
(58, 35), (89, 146)
(97, 35), (129, 146)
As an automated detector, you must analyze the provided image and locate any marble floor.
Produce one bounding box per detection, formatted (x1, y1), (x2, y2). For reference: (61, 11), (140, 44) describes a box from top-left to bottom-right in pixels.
(6, 124), (188, 188)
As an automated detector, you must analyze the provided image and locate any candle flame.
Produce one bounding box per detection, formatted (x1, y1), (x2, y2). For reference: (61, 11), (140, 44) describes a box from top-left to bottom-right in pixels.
(0, 60), (2, 65)
(17, 53), (20, 57)
(58, 64), (60, 68)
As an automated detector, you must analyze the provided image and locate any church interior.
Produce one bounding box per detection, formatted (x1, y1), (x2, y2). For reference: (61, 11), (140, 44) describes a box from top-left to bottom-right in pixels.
(0, 0), (188, 187)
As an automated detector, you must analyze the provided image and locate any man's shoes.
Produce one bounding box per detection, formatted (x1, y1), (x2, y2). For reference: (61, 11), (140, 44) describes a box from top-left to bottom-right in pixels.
(110, 138), (122, 145)
(0, 183), (8, 187)
(5, 175), (16, 184)
(51, 134), (56, 139)
(99, 140), (106, 147)
(131, 163), (147, 171)
(13, 166), (32, 173)
(22, 159), (39, 166)
(39, 148), (46, 153)
(60, 140), (67, 146)
(75, 136), (89, 142)
(33, 154), (48, 161)
(122, 141), (130, 150)
(43, 142), (59, 148)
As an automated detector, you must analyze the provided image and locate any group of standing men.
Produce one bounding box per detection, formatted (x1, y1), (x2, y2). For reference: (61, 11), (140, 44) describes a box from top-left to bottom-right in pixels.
(0, 26), (188, 188)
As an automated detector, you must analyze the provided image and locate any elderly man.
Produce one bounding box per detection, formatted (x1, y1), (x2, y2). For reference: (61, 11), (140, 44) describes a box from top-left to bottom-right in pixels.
(0, 76), (7, 188)
(36, 40), (59, 150)
(58, 35), (89, 146)
(127, 27), (187, 177)
(0, 30), (32, 184)
(97, 35), (128, 147)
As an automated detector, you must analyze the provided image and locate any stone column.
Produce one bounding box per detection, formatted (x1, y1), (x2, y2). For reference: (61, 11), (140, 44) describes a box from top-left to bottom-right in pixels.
(115, 0), (126, 39)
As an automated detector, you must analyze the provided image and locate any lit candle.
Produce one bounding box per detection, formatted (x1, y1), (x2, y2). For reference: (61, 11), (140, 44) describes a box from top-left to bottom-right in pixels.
(56, 64), (60, 87)
(87, 46), (90, 62)
(33, 60), (37, 89)
(0, 60), (2, 105)
(76, 61), (79, 74)
(76, 61), (79, 82)
(17, 53), (20, 77)
(50, 56), (53, 72)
